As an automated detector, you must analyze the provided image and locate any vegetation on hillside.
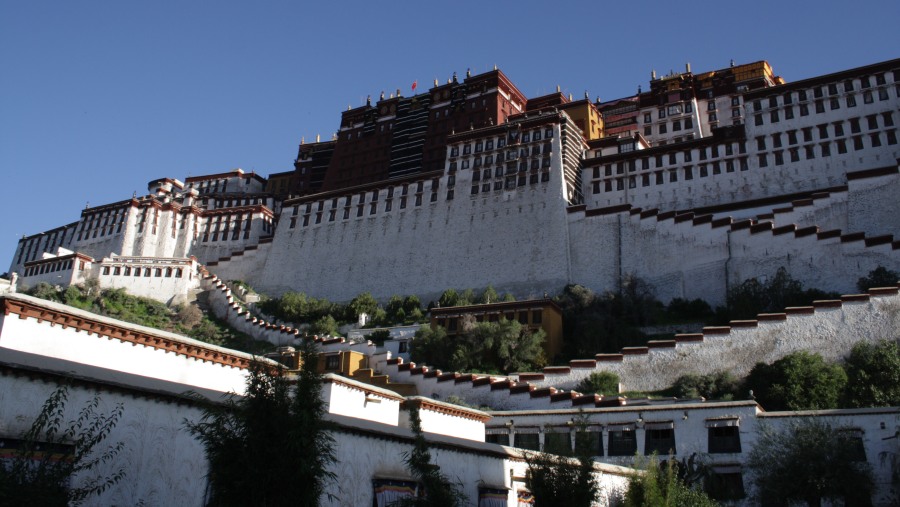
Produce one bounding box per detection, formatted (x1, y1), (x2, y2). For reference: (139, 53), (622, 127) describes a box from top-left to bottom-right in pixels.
(410, 318), (546, 374)
(23, 281), (272, 355)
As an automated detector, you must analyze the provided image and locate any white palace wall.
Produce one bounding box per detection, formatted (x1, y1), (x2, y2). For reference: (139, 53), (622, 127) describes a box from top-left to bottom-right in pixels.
(256, 158), (574, 303)
(0, 371), (211, 507)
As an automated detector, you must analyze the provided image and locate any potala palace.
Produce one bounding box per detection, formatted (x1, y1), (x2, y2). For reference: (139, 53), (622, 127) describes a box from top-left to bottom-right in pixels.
(3, 57), (900, 505)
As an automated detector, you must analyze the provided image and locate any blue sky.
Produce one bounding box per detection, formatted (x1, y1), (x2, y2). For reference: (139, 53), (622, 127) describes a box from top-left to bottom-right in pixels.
(2, 0), (898, 271)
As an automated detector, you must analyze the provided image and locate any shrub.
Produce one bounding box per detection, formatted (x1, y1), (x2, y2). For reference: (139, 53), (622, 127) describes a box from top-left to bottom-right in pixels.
(576, 372), (620, 396)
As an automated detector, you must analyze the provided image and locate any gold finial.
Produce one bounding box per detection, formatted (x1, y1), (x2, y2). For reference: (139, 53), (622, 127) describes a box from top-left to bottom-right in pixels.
(493, 64), (497, 71)
(380, 91), (385, 100)
(301, 136), (305, 145)
(568, 93), (573, 101)
(556, 84), (561, 93)
(433, 78), (438, 86)
(348, 104), (351, 110)
(316, 134), (321, 142)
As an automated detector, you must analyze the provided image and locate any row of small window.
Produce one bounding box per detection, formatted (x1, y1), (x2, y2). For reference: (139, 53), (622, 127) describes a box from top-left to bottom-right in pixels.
(751, 71), (898, 111)
(449, 128), (555, 157)
(290, 194), (435, 227)
(214, 197), (265, 208)
(486, 425), (741, 456)
(449, 146), (551, 171)
(471, 158), (553, 180)
(189, 179), (232, 195)
(291, 182), (434, 216)
(594, 143), (747, 177)
(756, 114), (895, 150)
(593, 159), (749, 192)
(643, 117), (695, 136)
(77, 222), (124, 241)
(641, 100), (699, 123)
(757, 133), (898, 166)
(100, 265), (185, 278)
(472, 172), (550, 194)
(753, 88), (895, 126)
(202, 228), (252, 242)
(23, 259), (82, 277)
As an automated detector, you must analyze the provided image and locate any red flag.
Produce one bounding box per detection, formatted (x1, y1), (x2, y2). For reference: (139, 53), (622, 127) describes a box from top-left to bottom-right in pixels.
(411, 80), (417, 92)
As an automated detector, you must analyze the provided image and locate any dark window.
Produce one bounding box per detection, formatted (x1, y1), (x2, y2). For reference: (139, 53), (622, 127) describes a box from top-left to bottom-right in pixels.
(645, 427), (676, 455)
(485, 433), (508, 446)
(543, 431), (571, 454)
(325, 355), (340, 370)
(708, 425), (741, 453)
(705, 471), (746, 502)
(514, 432), (540, 451)
(575, 430), (603, 457)
(608, 429), (637, 456)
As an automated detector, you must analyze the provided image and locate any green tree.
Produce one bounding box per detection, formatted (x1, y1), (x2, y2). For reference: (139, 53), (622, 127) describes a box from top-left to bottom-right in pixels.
(458, 289), (476, 306)
(410, 325), (454, 369)
(670, 371), (740, 400)
(624, 454), (719, 507)
(437, 289), (460, 308)
(310, 315), (339, 337)
(0, 385), (126, 506)
(479, 285), (499, 304)
(745, 352), (847, 411)
(525, 419), (599, 506)
(412, 320), (545, 374)
(576, 371), (620, 396)
(402, 295), (422, 316)
(726, 267), (839, 320)
(347, 291), (378, 321)
(502, 292), (516, 302)
(857, 266), (900, 292)
(391, 404), (467, 507)
(186, 341), (336, 507)
(746, 420), (873, 506)
(843, 339), (900, 408)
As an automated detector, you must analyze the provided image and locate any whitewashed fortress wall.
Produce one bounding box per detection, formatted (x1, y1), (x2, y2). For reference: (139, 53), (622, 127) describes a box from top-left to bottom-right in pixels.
(255, 115), (580, 302)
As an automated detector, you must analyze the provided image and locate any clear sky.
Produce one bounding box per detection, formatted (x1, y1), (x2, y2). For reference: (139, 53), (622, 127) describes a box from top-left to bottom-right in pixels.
(2, 0), (898, 271)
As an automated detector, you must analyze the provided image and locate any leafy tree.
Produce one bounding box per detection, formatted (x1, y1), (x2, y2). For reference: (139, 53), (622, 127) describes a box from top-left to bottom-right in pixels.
(525, 416), (598, 506)
(309, 315), (339, 337)
(479, 285), (499, 304)
(554, 283), (653, 358)
(623, 454), (719, 507)
(347, 291), (378, 321)
(458, 289), (476, 306)
(437, 289), (459, 308)
(726, 267), (839, 320)
(411, 320), (545, 374)
(402, 295), (422, 316)
(670, 371), (740, 401)
(186, 341), (336, 507)
(456, 320), (546, 373)
(391, 404), (467, 507)
(502, 292), (516, 302)
(857, 266), (900, 292)
(408, 307), (424, 323)
(745, 352), (847, 411)
(0, 384), (126, 506)
(367, 329), (391, 346)
(410, 325), (454, 369)
(746, 420), (873, 506)
(843, 339), (900, 408)
(576, 371), (620, 396)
